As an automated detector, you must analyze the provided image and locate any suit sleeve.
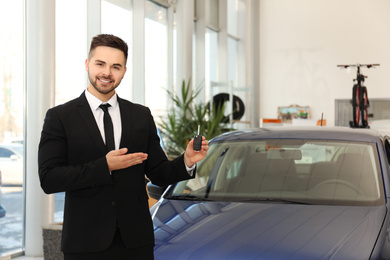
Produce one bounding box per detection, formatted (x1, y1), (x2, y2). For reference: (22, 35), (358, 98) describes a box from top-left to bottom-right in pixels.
(38, 108), (113, 194)
(143, 109), (195, 187)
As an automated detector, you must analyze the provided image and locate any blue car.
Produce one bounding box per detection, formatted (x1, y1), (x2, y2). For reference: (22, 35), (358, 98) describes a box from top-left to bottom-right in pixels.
(0, 169), (5, 218)
(149, 127), (390, 259)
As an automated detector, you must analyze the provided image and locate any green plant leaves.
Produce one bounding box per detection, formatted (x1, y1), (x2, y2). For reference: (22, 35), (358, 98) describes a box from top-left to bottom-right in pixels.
(158, 79), (233, 159)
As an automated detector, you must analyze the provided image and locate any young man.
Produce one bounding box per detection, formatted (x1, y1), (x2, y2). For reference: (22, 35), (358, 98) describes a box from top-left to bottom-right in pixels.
(38, 34), (208, 259)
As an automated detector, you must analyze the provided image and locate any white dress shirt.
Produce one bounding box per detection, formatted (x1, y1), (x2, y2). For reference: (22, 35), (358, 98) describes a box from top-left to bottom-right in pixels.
(85, 89), (121, 150)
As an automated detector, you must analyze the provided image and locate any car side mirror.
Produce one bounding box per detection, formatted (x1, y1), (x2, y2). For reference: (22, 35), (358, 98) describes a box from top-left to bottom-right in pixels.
(147, 182), (167, 200)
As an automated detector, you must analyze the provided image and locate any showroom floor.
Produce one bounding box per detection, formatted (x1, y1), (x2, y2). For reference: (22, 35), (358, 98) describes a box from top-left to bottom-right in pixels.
(11, 256), (42, 260)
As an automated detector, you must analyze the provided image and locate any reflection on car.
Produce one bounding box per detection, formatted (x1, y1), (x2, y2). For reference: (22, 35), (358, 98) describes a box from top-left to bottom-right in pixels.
(0, 169), (6, 218)
(149, 127), (390, 259)
(0, 143), (23, 186)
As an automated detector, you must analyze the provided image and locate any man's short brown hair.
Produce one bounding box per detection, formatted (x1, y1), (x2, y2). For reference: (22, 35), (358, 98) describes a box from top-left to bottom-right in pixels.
(88, 34), (128, 62)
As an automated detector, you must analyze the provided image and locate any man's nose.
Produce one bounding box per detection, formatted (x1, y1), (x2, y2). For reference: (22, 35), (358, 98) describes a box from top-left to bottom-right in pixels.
(102, 66), (112, 77)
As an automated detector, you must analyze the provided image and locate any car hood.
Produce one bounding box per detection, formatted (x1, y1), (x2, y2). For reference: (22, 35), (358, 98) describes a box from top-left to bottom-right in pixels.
(152, 200), (386, 260)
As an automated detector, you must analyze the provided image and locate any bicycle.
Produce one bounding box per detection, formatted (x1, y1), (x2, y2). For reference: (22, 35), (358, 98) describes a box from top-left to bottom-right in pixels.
(337, 63), (379, 128)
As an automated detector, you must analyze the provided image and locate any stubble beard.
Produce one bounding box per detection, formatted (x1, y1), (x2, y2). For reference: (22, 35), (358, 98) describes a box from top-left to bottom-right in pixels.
(88, 73), (120, 95)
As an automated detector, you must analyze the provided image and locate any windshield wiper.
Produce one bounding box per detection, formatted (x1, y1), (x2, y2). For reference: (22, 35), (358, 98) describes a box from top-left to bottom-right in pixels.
(168, 195), (211, 201)
(239, 198), (312, 205)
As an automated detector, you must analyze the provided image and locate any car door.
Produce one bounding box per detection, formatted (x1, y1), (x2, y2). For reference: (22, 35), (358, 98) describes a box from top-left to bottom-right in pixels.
(0, 147), (23, 185)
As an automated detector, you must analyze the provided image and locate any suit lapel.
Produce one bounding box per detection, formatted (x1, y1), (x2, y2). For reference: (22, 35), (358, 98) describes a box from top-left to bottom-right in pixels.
(76, 92), (107, 155)
(118, 97), (132, 149)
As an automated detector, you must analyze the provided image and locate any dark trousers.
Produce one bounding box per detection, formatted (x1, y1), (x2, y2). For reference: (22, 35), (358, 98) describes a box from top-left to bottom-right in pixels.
(64, 229), (154, 260)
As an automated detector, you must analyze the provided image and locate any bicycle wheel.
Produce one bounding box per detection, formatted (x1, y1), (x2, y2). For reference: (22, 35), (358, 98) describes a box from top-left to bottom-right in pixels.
(360, 86), (369, 127)
(352, 84), (360, 127)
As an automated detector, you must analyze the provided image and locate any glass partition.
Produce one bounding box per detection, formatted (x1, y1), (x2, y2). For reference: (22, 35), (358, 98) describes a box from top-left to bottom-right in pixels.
(0, 0), (24, 256)
(145, 0), (168, 122)
(101, 0), (133, 101)
(54, 0), (87, 224)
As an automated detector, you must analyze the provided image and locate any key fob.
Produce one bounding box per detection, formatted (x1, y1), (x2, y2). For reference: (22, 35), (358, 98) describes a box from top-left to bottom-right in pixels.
(193, 135), (202, 151)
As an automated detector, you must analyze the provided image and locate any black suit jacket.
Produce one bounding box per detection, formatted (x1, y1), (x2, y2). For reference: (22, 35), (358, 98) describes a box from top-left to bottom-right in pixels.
(38, 92), (194, 253)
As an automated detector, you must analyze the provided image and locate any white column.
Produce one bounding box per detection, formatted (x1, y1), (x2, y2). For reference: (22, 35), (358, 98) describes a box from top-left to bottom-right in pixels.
(132, 0), (145, 105)
(249, 0), (260, 128)
(87, 0), (101, 48)
(218, 0), (228, 82)
(25, 0), (56, 256)
(175, 0), (194, 95)
(195, 0), (206, 102)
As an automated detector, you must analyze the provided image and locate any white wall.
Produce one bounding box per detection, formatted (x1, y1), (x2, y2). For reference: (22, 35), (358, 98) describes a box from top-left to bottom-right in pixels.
(258, 0), (390, 126)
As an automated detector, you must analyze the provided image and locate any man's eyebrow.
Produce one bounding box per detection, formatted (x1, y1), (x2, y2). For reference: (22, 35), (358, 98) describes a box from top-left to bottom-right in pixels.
(95, 59), (123, 67)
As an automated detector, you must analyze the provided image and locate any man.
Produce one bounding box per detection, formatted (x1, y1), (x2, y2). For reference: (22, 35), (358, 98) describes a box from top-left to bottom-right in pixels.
(38, 34), (209, 259)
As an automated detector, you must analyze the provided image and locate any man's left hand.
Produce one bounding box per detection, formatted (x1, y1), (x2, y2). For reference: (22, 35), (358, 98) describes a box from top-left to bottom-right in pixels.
(184, 137), (209, 167)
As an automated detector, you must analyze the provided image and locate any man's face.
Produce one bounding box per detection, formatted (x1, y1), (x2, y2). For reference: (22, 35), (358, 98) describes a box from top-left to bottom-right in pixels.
(85, 46), (127, 101)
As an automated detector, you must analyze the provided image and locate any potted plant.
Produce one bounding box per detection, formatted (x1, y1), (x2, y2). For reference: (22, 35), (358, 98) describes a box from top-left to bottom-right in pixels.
(42, 222), (63, 260)
(159, 80), (233, 159)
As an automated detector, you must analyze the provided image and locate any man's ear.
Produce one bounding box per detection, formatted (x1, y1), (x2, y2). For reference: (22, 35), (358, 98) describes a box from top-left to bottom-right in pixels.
(85, 59), (89, 72)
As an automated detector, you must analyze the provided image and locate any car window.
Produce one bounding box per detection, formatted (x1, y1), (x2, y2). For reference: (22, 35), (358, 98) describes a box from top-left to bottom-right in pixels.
(167, 139), (385, 206)
(0, 148), (14, 158)
(12, 146), (23, 156)
(384, 139), (390, 166)
(171, 143), (222, 194)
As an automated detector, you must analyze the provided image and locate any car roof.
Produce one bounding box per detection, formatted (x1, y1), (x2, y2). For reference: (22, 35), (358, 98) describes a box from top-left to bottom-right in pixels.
(0, 143), (23, 153)
(0, 143), (23, 148)
(210, 126), (389, 143)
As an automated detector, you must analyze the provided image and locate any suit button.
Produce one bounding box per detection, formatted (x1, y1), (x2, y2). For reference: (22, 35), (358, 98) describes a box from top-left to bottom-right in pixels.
(112, 201), (116, 206)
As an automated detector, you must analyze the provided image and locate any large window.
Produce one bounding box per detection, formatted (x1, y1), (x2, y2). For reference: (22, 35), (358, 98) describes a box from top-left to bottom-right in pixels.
(205, 28), (218, 103)
(101, 0), (133, 101)
(55, 0), (87, 105)
(228, 0), (248, 129)
(227, 0), (245, 87)
(228, 0), (239, 87)
(54, 0), (87, 223)
(228, 37), (238, 85)
(145, 0), (168, 121)
(0, 0), (24, 255)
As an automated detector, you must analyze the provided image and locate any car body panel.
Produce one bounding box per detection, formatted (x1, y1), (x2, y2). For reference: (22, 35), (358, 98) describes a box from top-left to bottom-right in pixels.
(0, 204), (5, 218)
(0, 143), (23, 186)
(153, 200), (387, 259)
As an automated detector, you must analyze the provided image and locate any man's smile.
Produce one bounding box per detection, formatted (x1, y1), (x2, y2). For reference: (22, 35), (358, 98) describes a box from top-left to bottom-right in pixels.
(98, 77), (113, 84)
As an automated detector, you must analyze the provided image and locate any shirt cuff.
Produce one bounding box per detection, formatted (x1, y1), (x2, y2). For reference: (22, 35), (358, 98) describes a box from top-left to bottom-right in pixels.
(185, 163), (196, 176)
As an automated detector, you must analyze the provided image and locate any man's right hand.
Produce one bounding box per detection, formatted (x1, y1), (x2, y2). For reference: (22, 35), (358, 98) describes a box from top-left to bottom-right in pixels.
(106, 148), (148, 171)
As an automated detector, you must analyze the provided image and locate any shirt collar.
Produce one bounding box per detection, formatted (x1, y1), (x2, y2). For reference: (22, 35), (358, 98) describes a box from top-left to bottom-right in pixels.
(85, 89), (118, 111)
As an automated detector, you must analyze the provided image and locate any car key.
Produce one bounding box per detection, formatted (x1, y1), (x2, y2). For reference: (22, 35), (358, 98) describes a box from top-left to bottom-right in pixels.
(193, 125), (202, 151)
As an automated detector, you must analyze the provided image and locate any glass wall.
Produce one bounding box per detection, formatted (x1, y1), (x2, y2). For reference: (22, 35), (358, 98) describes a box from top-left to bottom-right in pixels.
(144, 0), (168, 122)
(101, 0), (133, 101)
(54, 0), (87, 223)
(228, 0), (248, 129)
(0, 0), (252, 257)
(0, 0), (24, 256)
(205, 28), (218, 103)
(55, 0), (87, 106)
(228, 38), (238, 85)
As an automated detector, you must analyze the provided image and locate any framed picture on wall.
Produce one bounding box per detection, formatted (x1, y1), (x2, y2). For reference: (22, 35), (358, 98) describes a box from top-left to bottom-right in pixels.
(278, 104), (311, 123)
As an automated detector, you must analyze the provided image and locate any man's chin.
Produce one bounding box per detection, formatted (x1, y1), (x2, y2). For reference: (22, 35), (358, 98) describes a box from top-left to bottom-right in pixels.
(91, 83), (117, 96)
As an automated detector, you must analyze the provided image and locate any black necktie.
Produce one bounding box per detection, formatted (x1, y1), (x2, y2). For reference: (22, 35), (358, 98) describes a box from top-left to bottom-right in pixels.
(99, 104), (115, 152)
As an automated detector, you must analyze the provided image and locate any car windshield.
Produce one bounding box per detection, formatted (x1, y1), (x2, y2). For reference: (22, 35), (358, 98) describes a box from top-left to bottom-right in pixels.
(167, 139), (385, 206)
(12, 145), (23, 156)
